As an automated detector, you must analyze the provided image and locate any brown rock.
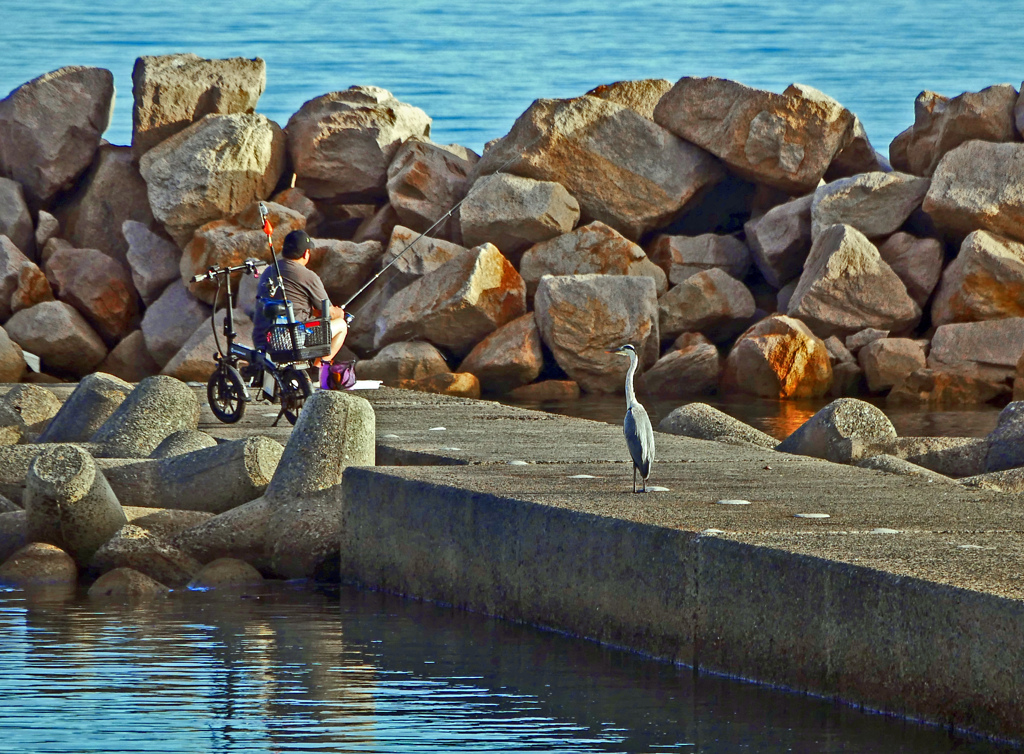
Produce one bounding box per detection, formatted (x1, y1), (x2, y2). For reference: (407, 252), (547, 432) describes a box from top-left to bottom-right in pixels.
(123, 220), (182, 305)
(0, 326), (27, 382)
(395, 371), (481, 399)
(658, 268), (756, 341)
(161, 309), (253, 382)
(823, 335), (855, 364)
(0, 178), (35, 259)
(927, 318), (1024, 382)
(352, 202), (400, 244)
(98, 330), (161, 383)
(845, 328), (890, 354)
(386, 138), (478, 237)
(788, 224), (921, 338)
(474, 94), (724, 240)
(87, 567), (169, 599)
(0, 542), (77, 588)
(654, 78), (855, 194)
(286, 86), (431, 202)
(534, 274), (659, 394)
(458, 313), (544, 394)
(4, 301), (107, 377)
(519, 221), (667, 299)
(641, 332), (722, 396)
(890, 85), (1019, 177)
(131, 53), (266, 160)
(825, 115), (890, 180)
(1, 235), (38, 321)
(44, 246), (138, 343)
(505, 380), (580, 402)
(460, 173), (580, 263)
(743, 193), (814, 288)
(140, 113), (287, 246)
(141, 279), (213, 368)
(722, 315), (833, 398)
(585, 79), (673, 120)
(811, 171), (930, 240)
(57, 144), (154, 268)
(876, 232), (944, 308)
(930, 230), (1024, 326)
(306, 238), (385, 306)
(858, 338), (928, 393)
(922, 141), (1024, 243)
(374, 243), (526, 357)
(0, 66), (114, 208)
(647, 233), (750, 284)
(9, 256), (54, 315)
(355, 341), (450, 385)
(888, 369), (1011, 406)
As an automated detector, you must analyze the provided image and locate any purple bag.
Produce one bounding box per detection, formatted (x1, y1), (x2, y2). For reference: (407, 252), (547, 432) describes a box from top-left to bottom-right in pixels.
(320, 360), (357, 391)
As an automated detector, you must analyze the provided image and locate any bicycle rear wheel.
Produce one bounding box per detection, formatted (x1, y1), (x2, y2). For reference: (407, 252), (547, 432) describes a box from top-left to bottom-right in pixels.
(207, 364), (247, 423)
(279, 366), (312, 426)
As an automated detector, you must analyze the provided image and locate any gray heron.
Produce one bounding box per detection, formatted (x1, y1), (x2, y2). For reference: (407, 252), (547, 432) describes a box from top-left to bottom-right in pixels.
(608, 344), (655, 493)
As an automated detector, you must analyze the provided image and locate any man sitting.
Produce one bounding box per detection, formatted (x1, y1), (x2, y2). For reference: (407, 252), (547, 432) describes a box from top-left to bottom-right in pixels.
(251, 230), (347, 363)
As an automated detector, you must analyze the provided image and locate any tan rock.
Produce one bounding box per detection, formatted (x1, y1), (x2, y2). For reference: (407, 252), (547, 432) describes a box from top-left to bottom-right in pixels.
(585, 79), (673, 120)
(823, 335), (855, 364)
(286, 86), (431, 201)
(352, 202), (400, 244)
(858, 338), (928, 393)
(922, 141), (1024, 243)
(98, 330), (161, 383)
(505, 380), (580, 402)
(88, 524), (201, 588)
(654, 78), (855, 194)
(374, 243), (525, 357)
(825, 115), (890, 180)
(519, 221), (666, 299)
(876, 232), (944, 308)
(34, 211), (59, 252)
(88, 567), (169, 599)
(45, 246), (138, 343)
(743, 193), (814, 288)
(811, 171), (930, 240)
(0, 66), (114, 207)
(0, 178), (35, 259)
(641, 332), (721, 396)
(788, 224), (920, 338)
(776, 398), (897, 464)
(888, 369), (1011, 406)
(131, 53), (266, 160)
(890, 85), (1019, 177)
(0, 326), (26, 383)
(0, 384), (61, 441)
(140, 112), (286, 246)
(927, 318), (1024, 382)
(722, 314), (833, 398)
(647, 233), (750, 284)
(534, 274), (659, 394)
(161, 309), (253, 382)
(460, 173), (580, 263)
(356, 341), (450, 385)
(124, 220), (182, 305)
(0, 542), (77, 589)
(9, 255), (54, 315)
(4, 301), (107, 377)
(395, 371), (481, 399)
(930, 230), (1024, 326)
(658, 268), (755, 341)
(306, 238), (385, 306)
(141, 279), (213, 367)
(657, 402), (778, 447)
(270, 187), (321, 232)
(845, 328), (890, 354)
(473, 95), (724, 240)
(386, 138), (478, 237)
(187, 557), (263, 591)
(1, 235), (35, 321)
(458, 313), (544, 394)
(37, 372), (133, 444)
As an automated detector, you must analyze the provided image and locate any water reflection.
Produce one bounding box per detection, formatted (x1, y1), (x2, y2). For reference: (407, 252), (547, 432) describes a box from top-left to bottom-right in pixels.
(0, 583), (1017, 753)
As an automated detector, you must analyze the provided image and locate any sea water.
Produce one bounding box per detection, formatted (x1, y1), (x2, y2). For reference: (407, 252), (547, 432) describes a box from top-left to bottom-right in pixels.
(2, 0), (1023, 155)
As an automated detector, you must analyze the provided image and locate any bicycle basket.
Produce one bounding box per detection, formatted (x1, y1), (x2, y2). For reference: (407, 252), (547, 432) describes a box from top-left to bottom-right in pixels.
(266, 317), (332, 362)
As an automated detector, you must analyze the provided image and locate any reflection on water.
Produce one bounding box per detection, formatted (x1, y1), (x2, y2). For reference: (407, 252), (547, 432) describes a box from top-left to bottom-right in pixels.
(505, 393), (1004, 441)
(0, 583), (1018, 754)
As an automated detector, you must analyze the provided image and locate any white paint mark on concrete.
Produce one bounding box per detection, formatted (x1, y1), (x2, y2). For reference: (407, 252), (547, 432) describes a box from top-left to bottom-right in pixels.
(870, 528), (900, 534)
(646, 486), (671, 492)
(570, 474), (597, 478)
(428, 426), (446, 431)
(795, 513), (830, 519)
(717, 499), (752, 505)
(507, 460), (529, 465)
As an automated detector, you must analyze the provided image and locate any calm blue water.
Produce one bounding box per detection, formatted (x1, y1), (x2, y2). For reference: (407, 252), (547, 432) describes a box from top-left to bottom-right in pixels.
(0, 582), (1018, 753)
(2, 0), (1022, 155)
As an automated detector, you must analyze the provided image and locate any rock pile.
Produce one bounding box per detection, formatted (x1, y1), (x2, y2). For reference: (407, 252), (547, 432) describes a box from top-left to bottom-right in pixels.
(0, 57), (1022, 405)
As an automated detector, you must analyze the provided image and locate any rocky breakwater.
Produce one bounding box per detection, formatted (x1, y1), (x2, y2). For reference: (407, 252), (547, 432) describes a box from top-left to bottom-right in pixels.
(0, 58), (1023, 407)
(0, 375), (375, 597)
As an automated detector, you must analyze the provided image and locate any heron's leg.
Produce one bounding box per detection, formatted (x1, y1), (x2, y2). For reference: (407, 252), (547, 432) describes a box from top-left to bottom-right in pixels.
(632, 465), (637, 493)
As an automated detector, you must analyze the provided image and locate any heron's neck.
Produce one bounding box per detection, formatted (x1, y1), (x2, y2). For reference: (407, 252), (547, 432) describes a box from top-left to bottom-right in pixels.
(624, 350), (639, 407)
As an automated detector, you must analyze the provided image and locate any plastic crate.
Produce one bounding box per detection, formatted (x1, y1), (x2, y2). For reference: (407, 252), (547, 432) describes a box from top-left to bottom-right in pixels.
(266, 317), (332, 362)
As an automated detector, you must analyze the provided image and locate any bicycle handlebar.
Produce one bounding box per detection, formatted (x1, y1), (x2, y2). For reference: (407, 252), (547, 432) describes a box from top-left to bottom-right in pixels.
(190, 257), (268, 283)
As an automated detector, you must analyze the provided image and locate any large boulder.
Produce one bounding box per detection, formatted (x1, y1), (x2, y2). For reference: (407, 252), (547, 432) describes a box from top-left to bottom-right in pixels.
(139, 112), (286, 246)
(0, 326), (26, 383)
(888, 368), (1011, 406)
(653, 78), (856, 195)
(181, 201), (305, 304)
(647, 233), (750, 284)
(97, 330), (161, 383)
(395, 371), (481, 398)
(1, 235), (45, 322)
(44, 246), (138, 344)
(657, 401), (778, 448)
(88, 524), (202, 587)
(4, 301), (107, 377)
(641, 332), (722, 397)
(56, 144), (154, 268)
(889, 85), (1019, 177)
(519, 221), (667, 299)
(585, 79), (673, 120)
(876, 232), (945, 309)
(0, 66), (114, 208)
(776, 398), (897, 464)
(743, 193), (814, 288)
(473, 95), (724, 240)
(90, 375), (201, 458)
(0, 542), (77, 590)
(141, 279), (212, 367)
(123, 220), (181, 305)
(37, 372), (133, 443)
(0, 384), (61, 442)
(386, 138), (479, 238)
(131, 53), (266, 160)
(922, 141), (1024, 243)
(927, 318), (1024, 382)
(88, 567), (170, 599)
(374, 243), (526, 357)
(459, 173), (580, 262)
(857, 337), (928, 393)
(930, 230), (1024, 326)
(286, 86), (431, 202)
(658, 268), (755, 342)
(306, 238), (385, 307)
(722, 315), (833, 398)
(0, 178), (34, 259)
(534, 274), (659, 394)
(161, 308), (253, 382)
(787, 224), (921, 338)
(457, 313), (544, 394)
(355, 341), (450, 385)
(810, 171), (930, 240)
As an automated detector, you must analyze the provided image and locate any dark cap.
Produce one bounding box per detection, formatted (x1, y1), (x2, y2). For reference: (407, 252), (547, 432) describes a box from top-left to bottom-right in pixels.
(281, 230), (314, 259)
